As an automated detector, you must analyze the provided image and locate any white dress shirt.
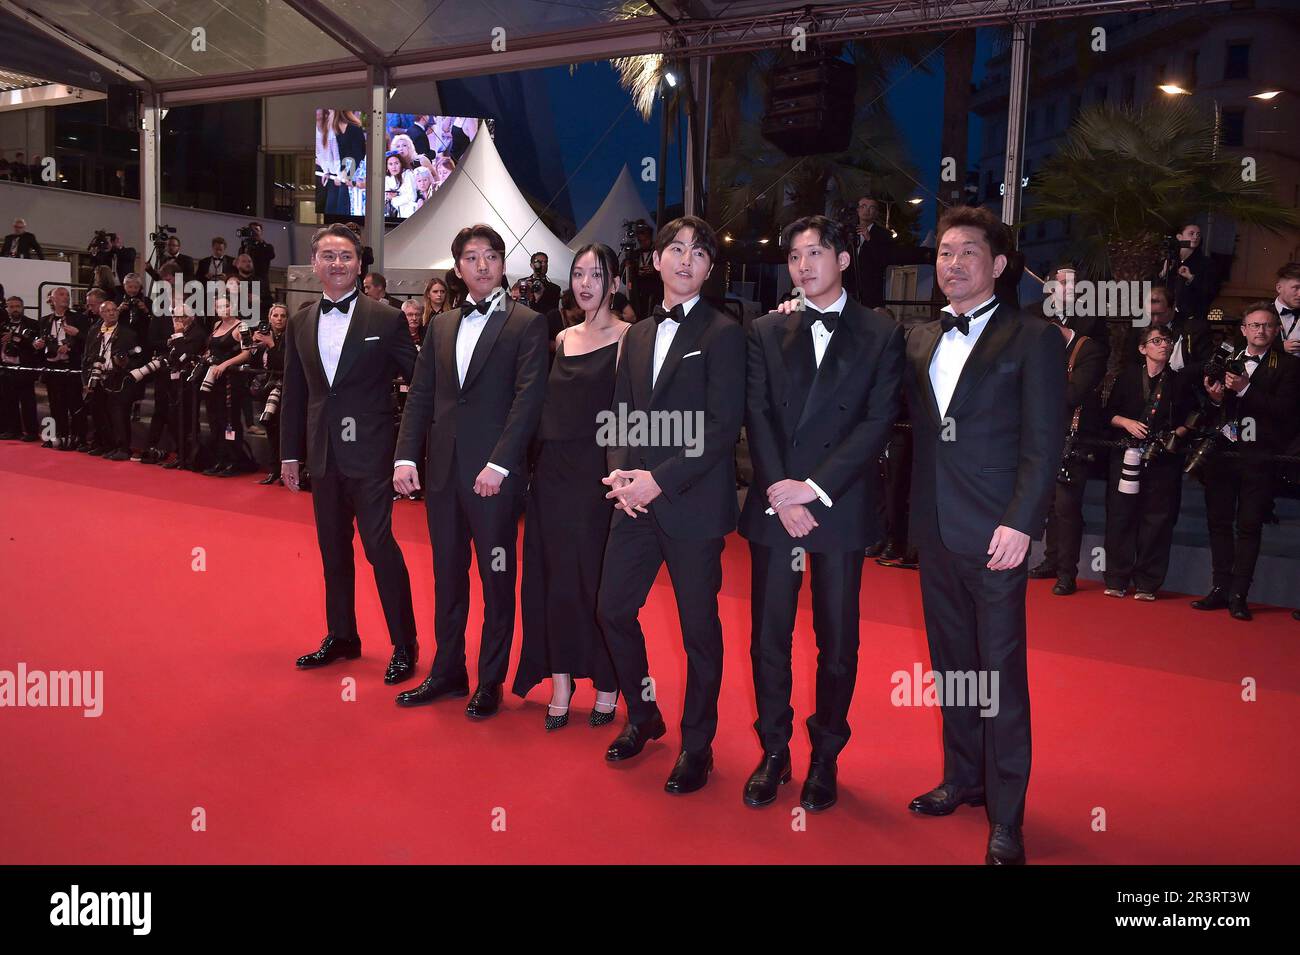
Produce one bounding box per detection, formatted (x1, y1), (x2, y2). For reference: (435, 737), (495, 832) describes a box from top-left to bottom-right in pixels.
(317, 292), (358, 386)
(395, 293), (508, 476)
(930, 295), (999, 418)
(805, 289), (846, 368)
(1275, 296), (1300, 346)
(652, 294), (699, 386)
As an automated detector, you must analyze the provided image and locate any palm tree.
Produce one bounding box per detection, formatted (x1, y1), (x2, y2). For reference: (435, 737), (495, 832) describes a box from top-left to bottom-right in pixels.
(1026, 99), (1300, 280)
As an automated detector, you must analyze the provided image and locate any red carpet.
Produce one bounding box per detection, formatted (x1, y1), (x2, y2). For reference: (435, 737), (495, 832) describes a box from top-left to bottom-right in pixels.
(2, 442), (1297, 864)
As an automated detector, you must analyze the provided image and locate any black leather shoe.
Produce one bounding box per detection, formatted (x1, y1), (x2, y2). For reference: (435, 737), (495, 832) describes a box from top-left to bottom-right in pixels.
(1052, 577), (1077, 596)
(605, 713), (667, 761)
(383, 642), (419, 684)
(876, 540), (901, 564)
(1228, 595), (1253, 621)
(800, 758), (838, 812)
(895, 549), (919, 570)
(395, 673), (469, 707)
(664, 748), (713, 795)
(864, 540), (885, 558)
(742, 749), (792, 807)
(215, 462), (237, 477)
(1293, 609), (1300, 622)
(161, 457), (184, 470)
(296, 634), (361, 669)
(258, 471), (280, 485)
(986, 824), (1025, 865)
(465, 683), (502, 720)
(1192, 587), (1229, 611)
(908, 783), (986, 816)
(1028, 561), (1057, 579)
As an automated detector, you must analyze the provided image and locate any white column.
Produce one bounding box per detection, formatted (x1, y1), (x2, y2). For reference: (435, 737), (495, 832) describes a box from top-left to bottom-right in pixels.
(367, 67), (387, 273)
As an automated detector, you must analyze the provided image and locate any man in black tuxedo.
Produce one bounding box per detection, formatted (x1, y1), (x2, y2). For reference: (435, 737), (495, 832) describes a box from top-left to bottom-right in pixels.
(392, 224), (548, 718)
(1192, 303), (1299, 621)
(0, 296), (41, 441)
(282, 223), (420, 685)
(843, 197), (931, 309)
(596, 215), (746, 795)
(195, 237), (236, 284)
(79, 299), (146, 459)
(1028, 317), (1107, 595)
(34, 287), (89, 450)
(903, 205), (1065, 865)
(740, 215), (903, 811)
(2, 218), (44, 259)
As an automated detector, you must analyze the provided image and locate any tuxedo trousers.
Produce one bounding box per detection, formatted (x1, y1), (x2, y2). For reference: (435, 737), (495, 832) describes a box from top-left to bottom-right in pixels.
(597, 513), (725, 753)
(748, 542), (864, 760)
(918, 537), (1031, 827)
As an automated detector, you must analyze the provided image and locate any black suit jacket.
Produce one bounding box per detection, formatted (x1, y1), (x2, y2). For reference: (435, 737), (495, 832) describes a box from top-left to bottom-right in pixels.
(37, 311), (90, 369)
(1063, 331), (1107, 437)
(1219, 350), (1300, 456)
(281, 294), (417, 479)
(607, 298), (745, 541)
(81, 321), (145, 382)
(904, 306), (1066, 555)
(394, 299), (548, 494)
(740, 299), (904, 552)
(1, 233), (44, 259)
(196, 254), (236, 283)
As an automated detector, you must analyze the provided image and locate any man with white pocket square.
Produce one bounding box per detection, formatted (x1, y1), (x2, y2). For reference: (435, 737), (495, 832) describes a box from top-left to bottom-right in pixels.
(596, 215), (746, 796)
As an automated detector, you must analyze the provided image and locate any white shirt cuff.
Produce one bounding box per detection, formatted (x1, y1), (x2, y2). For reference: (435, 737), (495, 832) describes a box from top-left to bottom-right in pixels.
(394, 459), (416, 469)
(280, 459), (298, 464)
(805, 478), (832, 507)
(486, 462), (509, 477)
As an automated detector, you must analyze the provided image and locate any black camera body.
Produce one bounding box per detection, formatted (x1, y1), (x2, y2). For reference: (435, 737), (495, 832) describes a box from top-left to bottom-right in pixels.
(150, 225), (177, 245)
(1203, 343), (1247, 386)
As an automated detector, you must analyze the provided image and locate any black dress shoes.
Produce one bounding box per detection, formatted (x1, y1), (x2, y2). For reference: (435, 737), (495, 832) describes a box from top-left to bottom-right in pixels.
(1052, 577), (1077, 596)
(394, 673), (469, 707)
(908, 782), (986, 816)
(742, 749), (792, 807)
(664, 748), (713, 795)
(296, 634), (361, 669)
(258, 471), (280, 486)
(383, 642), (419, 684)
(605, 713), (667, 761)
(1228, 595), (1253, 621)
(800, 758), (838, 813)
(1191, 587), (1229, 611)
(466, 683), (502, 720)
(986, 824), (1026, 865)
(1293, 609), (1300, 622)
(1028, 561), (1057, 579)
(864, 539), (885, 558)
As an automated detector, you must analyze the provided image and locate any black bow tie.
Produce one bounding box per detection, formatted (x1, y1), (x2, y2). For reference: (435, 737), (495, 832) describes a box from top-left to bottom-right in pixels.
(940, 312), (970, 335)
(653, 303), (686, 325)
(803, 310), (840, 333)
(462, 299), (492, 317)
(1244, 353), (1262, 364)
(1281, 307), (1297, 318)
(321, 293), (357, 314)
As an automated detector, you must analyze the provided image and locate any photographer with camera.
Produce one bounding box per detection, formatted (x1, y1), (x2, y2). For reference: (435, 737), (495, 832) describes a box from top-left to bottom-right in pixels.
(146, 233), (195, 285)
(512, 252), (561, 314)
(35, 287), (88, 450)
(197, 295), (251, 477)
(81, 299), (145, 460)
(237, 222), (275, 284)
(0, 295), (41, 441)
(246, 302), (287, 485)
(1190, 303), (1299, 621)
(151, 302), (209, 471)
(89, 231), (138, 283)
(1157, 223), (1218, 323)
(2, 218), (44, 259)
(619, 221), (660, 321)
(1029, 316), (1108, 596)
(1101, 323), (1195, 601)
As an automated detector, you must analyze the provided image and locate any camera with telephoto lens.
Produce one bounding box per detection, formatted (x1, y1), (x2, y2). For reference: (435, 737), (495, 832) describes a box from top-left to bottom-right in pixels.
(150, 225), (177, 246)
(259, 383), (281, 424)
(88, 229), (111, 254)
(44, 334), (65, 360)
(85, 360), (106, 392)
(236, 226), (253, 239)
(2, 319), (34, 360)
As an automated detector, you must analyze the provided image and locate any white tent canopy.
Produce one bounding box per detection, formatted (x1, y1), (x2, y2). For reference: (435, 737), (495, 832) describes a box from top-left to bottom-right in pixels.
(571, 165), (654, 253)
(384, 130), (577, 282)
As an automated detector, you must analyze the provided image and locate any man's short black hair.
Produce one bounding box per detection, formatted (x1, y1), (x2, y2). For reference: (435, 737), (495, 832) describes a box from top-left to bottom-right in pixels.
(311, 223), (362, 257)
(368, 271), (387, 289)
(655, 215), (718, 264)
(1276, 262), (1300, 282)
(936, 206), (1011, 259)
(781, 215), (849, 257)
(452, 224), (506, 261)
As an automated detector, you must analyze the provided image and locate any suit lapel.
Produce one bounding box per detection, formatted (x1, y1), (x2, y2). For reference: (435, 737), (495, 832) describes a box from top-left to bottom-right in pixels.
(629, 320), (655, 410)
(649, 304), (709, 408)
(304, 300), (328, 387)
(436, 308), (459, 392)
(911, 321), (944, 425)
(796, 313), (854, 433)
(461, 301), (510, 392)
(780, 311), (815, 433)
(329, 295), (370, 388)
(946, 307), (1017, 417)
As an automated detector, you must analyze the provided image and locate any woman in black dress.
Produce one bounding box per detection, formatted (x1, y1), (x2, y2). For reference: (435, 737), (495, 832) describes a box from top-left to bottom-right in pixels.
(200, 295), (251, 477)
(514, 244), (631, 730)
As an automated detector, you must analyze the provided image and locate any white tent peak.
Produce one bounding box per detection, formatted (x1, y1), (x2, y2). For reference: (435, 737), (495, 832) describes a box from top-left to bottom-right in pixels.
(571, 165), (654, 253)
(384, 129), (577, 280)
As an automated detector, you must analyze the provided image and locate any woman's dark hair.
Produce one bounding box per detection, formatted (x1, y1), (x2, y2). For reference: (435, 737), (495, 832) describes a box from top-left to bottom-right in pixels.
(443, 267), (466, 309)
(569, 243), (620, 312)
(610, 291), (630, 313)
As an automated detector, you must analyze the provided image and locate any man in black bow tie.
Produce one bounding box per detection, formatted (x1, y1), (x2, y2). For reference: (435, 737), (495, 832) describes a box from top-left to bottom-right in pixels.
(1272, 262), (1300, 357)
(739, 215), (903, 812)
(392, 224), (548, 719)
(282, 223), (421, 685)
(902, 205), (1065, 864)
(596, 215), (745, 795)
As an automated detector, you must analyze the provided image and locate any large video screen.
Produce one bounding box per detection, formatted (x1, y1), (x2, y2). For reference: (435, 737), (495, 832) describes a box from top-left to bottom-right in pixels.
(313, 111), (483, 221)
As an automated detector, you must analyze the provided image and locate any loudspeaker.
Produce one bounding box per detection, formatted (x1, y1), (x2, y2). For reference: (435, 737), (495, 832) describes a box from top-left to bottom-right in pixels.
(761, 57), (855, 156)
(106, 85), (140, 131)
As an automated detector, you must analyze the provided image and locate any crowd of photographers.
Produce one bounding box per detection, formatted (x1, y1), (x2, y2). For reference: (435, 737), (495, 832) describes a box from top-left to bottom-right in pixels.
(2, 212), (1298, 619)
